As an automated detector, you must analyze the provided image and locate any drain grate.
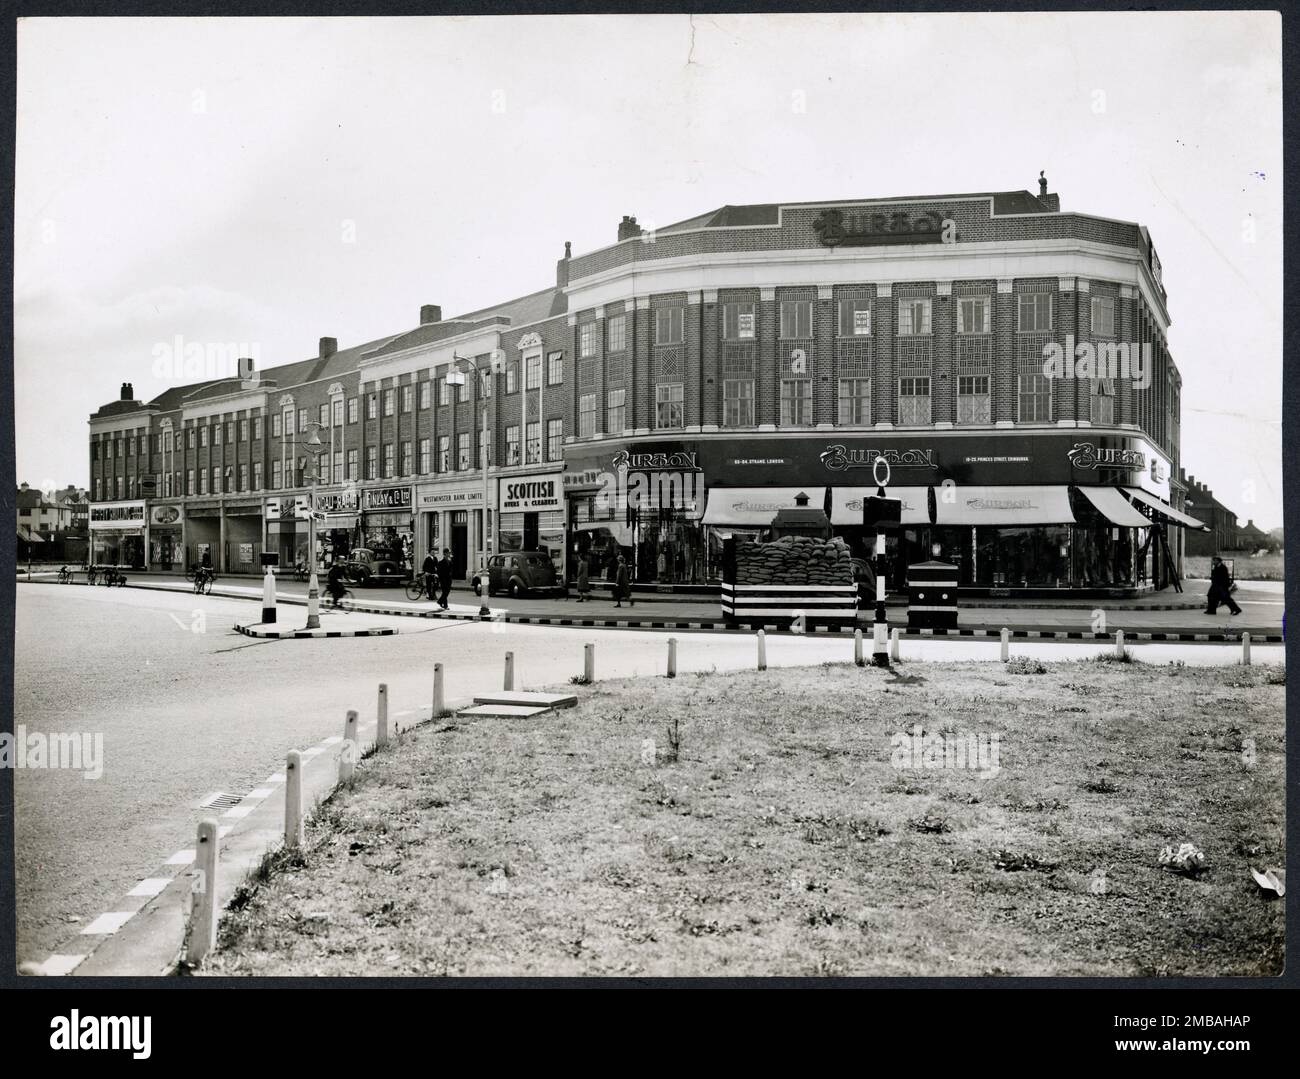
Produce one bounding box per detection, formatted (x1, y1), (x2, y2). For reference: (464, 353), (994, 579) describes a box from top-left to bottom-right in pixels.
(198, 791), (244, 811)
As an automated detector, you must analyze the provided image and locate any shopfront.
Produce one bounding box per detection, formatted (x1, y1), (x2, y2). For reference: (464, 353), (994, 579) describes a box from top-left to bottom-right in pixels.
(498, 470), (565, 580)
(89, 500), (147, 568)
(315, 487), (361, 569)
(223, 500), (265, 574)
(265, 496), (308, 569)
(415, 480), (485, 578)
(148, 503), (183, 571)
(565, 432), (1182, 595)
(360, 485), (415, 577)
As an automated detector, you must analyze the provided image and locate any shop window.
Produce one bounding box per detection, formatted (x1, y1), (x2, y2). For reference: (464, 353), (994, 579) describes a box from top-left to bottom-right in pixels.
(655, 307), (684, 346)
(1018, 373), (1053, 422)
(548, 350), (565, 384)
(780, 300), (812, 340)
(525, 422), (541, 464)
(724, 303), (756, 340)
(838, 378), (871, 425)
(546, 418), (563, 462)
(579, 322), (597, 358)
(1091, 295), (1116, 337)
(838, 299), (871, 337)
(957, 296), (990, 335)
(439, 436), (450, 472)
(607, 314), (627, 353)
(898, 298), (932, 336)
(723, 379), (754, 426)
(779, 379), (811, 426)
(1018, 293), (1053, 332)
(366, 446), (377, 480)
(898, 377), (932, 425)
(506, 426), (520, 465)
(606, 389), (626, 433)
(458, 432), (470, 470)
(578, 394), (596, 437)
(656, 383), (684, 429)
(957, 375), (991, 424)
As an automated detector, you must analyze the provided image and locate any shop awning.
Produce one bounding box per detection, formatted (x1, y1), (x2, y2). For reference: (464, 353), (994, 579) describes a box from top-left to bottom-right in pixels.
(1122, 487), (1209, 529)
(829, 487), (931, 526)
(701, 487), (827, 527)
(17, 526), (44, 542)
(934, 485), (1075, 526)
(1075, 486), (1152, 528)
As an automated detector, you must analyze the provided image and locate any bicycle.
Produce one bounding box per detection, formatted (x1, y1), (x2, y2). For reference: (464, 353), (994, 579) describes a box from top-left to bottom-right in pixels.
(404, 575), (433, 602)
(85, 565), (100, 586)
(293, 562), (309, 583)
(101, 567), (127, 587)
(325, 585), (353, 609)
(192, 566), (215, 594)
(57, 566), (74, 584)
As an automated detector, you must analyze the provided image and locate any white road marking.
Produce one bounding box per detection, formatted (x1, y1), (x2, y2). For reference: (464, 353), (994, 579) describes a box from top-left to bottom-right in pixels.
(126, 877), (171, 898)
(81, 911), (135, 935)
(265, 773), (286, 784)
(217, 825), (233, 838)
(166, 850), (195, 865)
(222, 805), (255, 819)
(322, 735), (343, 745)
(35, 954), (87, 976)
(245, 788), (273, 800)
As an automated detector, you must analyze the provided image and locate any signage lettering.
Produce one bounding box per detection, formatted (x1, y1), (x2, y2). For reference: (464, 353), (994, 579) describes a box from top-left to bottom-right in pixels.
(1067, 442), (1146, 472)
(820, 445), (937, 472)
(362, 486), (412, 511)
(813, 208), (947, 247)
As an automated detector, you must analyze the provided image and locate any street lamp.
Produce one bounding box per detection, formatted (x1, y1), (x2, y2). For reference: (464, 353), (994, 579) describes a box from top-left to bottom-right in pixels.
(450, 351), (504, 619)
(295, 422), (328, 629)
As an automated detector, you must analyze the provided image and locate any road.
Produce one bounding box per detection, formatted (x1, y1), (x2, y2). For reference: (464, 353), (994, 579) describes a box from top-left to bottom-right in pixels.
(12, 582), (1284, 965)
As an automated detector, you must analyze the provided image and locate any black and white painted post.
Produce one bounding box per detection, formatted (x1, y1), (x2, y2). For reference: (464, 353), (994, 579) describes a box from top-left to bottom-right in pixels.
(862, 457), (901, 669)
(262, 563), (277, 625)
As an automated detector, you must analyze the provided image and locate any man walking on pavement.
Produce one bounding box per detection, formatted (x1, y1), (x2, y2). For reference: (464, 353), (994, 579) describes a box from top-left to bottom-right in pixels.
(436, 547), (454, 610)
(1205, 555), (1242, 616)
(421, 549), (437, 602)
(614, 553), (634, 608)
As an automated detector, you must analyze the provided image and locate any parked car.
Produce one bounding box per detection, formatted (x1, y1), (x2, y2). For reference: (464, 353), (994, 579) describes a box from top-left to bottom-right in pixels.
(341, 547), (408, 587)
(477, 551), (566, 598)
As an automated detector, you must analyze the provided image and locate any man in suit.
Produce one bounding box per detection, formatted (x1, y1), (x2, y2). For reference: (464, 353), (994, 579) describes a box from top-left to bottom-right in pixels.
(421, 550), (437, 602)
(1205, 555), (1242, 616)
(436, 547), (454, 610)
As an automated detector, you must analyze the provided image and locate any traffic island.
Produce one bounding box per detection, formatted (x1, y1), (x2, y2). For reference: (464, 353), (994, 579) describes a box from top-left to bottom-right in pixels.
(234, 618), (400, 639)
(199, 659), (1284, 978)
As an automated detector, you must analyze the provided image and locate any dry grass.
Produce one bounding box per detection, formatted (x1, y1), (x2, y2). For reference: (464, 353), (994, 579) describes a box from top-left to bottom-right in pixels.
(204, 659), (1285, 978)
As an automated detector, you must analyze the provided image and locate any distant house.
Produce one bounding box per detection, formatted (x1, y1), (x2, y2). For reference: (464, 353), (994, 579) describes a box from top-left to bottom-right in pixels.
(1179, 471), (1275, 554)
(16, 482), (89, 562)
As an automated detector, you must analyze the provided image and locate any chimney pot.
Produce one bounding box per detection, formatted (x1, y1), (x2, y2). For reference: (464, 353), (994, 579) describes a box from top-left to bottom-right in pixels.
(120, 382), (133, 401)
(617, 215), (643, 242)
(420, 304), (442, 325)
(319, 337), (338, 358)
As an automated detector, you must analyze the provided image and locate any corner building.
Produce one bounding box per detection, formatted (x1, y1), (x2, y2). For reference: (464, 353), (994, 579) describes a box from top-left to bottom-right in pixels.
(88, 181), (1192, 596)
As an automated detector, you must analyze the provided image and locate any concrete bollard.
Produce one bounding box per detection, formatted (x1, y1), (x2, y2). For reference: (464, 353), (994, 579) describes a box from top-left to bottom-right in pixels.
(583, 643), (595, 683)
(340, 709), (359, 783)
(432, 662), (445, 718)
(890, 627), (901, 662)
(285, 751), (304, 848)
(262, 568), (277, 625)
(1242, 632), (1251, 666)
(854, 628), (864, 667)
(667, 637), (677, 678)
(376, 683), (389, 747)
(757, 629), (767, 671)
(186, 819), (219, 964)
(1000, 627), (1010, 662)
(1114, 630), (1125, 659)
(504, 651), (515, 691)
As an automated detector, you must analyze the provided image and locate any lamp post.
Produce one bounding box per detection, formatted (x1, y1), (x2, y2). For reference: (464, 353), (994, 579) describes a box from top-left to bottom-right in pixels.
(295, 422), (328, 629)
(862, 457), (901, 668)
(450, 351), (504, 618)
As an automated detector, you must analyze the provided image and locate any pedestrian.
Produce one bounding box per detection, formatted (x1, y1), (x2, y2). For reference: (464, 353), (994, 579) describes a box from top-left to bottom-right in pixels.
(326, 560), (346, 609)
(421, 549), (437, 601)
(1205, 555), (1242, 616)
(436, 547), (454, 610)
(614, 554), (634, 608)
(576, 553), (590, 602)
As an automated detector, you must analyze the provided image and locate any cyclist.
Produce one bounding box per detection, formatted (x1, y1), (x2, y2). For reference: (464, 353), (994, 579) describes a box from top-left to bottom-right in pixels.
(326, 560), (347, 609)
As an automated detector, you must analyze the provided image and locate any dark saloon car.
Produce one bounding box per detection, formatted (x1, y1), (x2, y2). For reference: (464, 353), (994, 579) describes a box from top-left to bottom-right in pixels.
(476, 551), (565, 598)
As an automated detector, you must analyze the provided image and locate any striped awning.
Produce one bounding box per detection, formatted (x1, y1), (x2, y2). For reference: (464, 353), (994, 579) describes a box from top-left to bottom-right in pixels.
(1076, 486), (1152, 527)
(829, 487), (931, 526)
(1122, 487), (1209, 530)
(933, 485), (1075, 526)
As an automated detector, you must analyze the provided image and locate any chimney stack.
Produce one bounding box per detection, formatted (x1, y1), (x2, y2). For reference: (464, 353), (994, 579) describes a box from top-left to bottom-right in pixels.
(120, 382), (133, 401)
(319, 337), (337, 359)
(420, 304), (442, 325)
(617, 215), (642, 242)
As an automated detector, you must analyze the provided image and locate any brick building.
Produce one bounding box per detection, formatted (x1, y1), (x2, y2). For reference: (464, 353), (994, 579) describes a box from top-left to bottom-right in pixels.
(88, 178), (1197, 594)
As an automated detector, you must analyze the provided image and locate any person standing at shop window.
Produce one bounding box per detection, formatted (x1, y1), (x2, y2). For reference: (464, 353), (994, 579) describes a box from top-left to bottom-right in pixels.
(435, 547), (453, 610)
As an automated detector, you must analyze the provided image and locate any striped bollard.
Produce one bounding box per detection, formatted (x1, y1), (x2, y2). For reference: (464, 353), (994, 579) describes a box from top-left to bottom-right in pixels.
(504, 651), (515, 691)
(285, 751), (304, 848)
(262, 568), (277, 625)
(1000, 627), (1010, 662)
(667, 637), (677, 679)
(376, 683), (389, 747)
(185, 819), (219, 965)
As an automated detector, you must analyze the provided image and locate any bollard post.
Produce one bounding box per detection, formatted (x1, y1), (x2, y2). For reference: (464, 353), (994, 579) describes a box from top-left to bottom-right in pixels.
(376, 683), (389, 747)
(757, 629), (767, 671)
(432, 662), (445, 718)
(1000, 627), (1010, 662)
(504, 651), (515, 691)
(890, 627), (901, 662)
(1114, 630), (1125, 659)
(583, 642), (595, 683)
(1242, 632), (1251, 666)
(186, 819), (219, 964)
(262, 568), (277, 625)
(667, 637), (677, 678)
(854, 628), (864, 667)
(285, 751), (304, 848)
(340, 709), (358, 783)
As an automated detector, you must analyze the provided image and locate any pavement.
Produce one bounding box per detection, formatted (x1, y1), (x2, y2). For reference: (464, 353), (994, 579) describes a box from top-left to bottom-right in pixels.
(12, 580), (1286, 974)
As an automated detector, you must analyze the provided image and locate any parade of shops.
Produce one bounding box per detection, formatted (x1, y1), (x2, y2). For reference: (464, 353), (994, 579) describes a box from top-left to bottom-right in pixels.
(88, 178), (1196, 597)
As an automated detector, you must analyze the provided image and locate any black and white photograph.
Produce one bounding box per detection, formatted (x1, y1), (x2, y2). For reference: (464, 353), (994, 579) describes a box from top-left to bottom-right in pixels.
(3, 4), (1293, 1024)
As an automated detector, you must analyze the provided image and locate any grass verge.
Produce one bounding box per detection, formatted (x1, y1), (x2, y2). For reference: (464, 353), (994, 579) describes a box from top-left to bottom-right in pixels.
(203, 659), (1284, 977)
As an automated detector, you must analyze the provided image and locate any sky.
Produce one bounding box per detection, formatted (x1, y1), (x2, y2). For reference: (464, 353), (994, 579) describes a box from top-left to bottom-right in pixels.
(13, 12), (1284, 528)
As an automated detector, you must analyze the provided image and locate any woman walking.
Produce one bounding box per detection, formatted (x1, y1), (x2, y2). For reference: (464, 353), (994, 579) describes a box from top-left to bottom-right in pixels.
(614, 554), (634, 608)
(576, 553), (591, 602)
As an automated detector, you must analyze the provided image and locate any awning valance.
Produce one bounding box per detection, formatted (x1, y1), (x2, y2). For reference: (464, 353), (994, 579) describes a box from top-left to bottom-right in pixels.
(701, 487), (826, 527)
(934, 485), (1075, 526)
(1122, 487), (1208, 530)
(1076, 486), (1152, 528)
(829, 487), (931, 526)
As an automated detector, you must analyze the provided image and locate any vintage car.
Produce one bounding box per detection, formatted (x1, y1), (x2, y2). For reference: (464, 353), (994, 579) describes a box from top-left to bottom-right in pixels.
(475, 551), (566, 598)
(341, 547), (408, 587)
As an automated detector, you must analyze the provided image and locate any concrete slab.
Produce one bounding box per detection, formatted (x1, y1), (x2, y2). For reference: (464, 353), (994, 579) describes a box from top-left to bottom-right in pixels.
(471, 690), (578, 709)
(457, 703), (554, 719)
